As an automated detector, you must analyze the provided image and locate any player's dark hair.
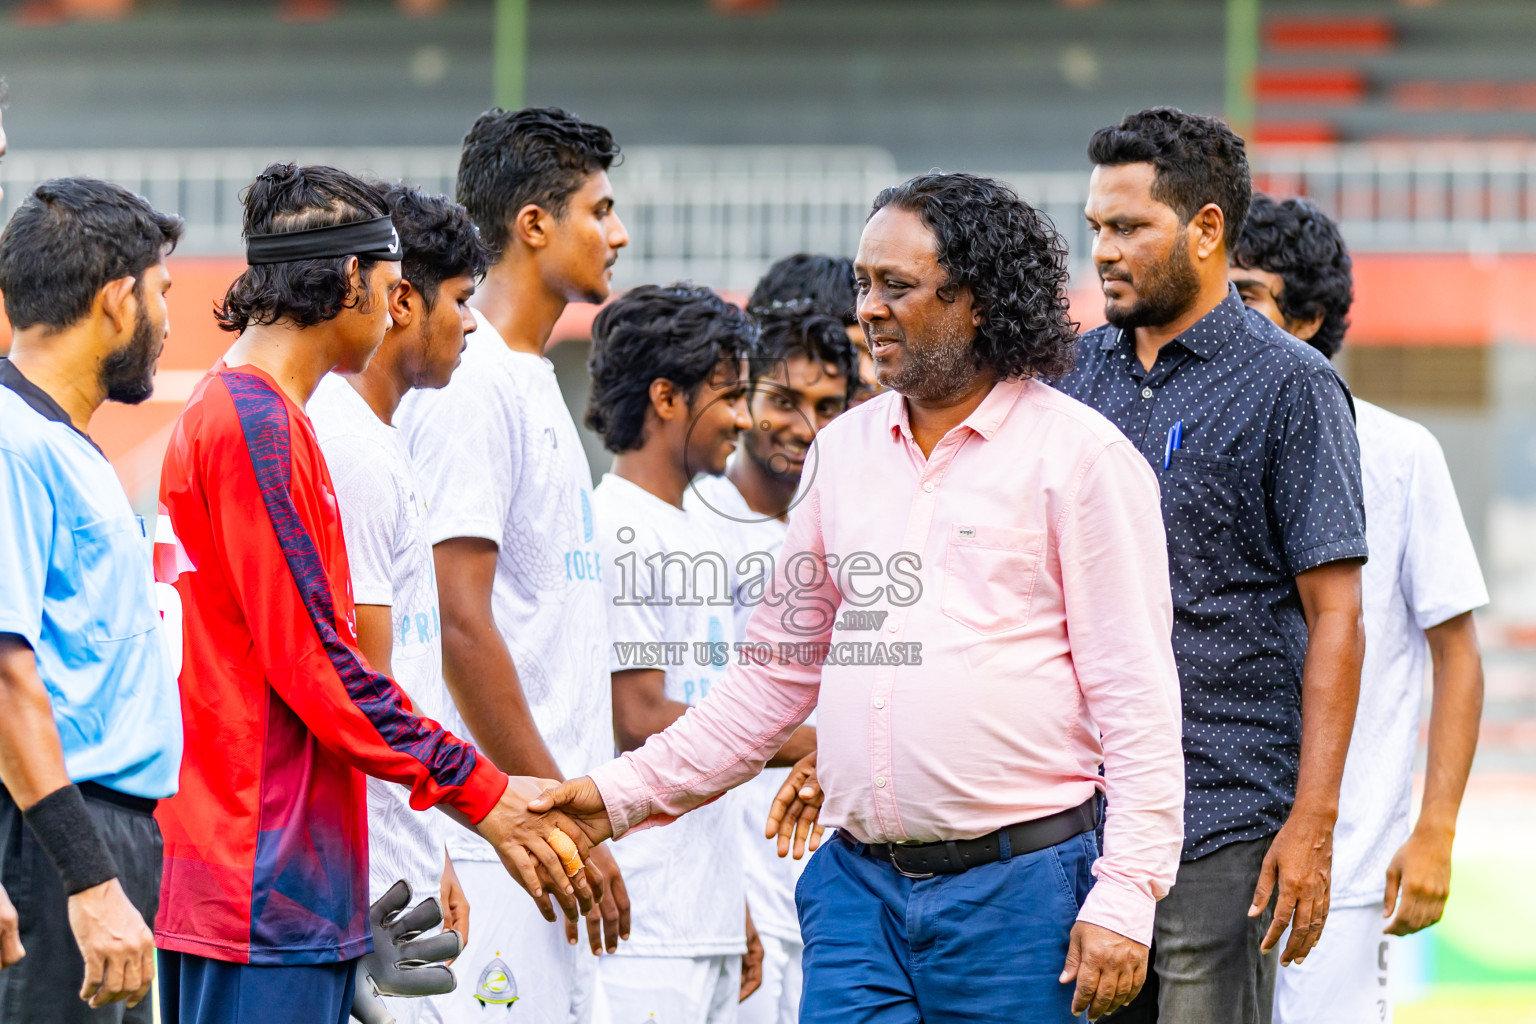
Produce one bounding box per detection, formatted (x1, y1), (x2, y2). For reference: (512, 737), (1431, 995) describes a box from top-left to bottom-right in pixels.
(456, 106), (620, 257)
(1232, 193), (1354, 359)
(748, 254), (857, 327)
(385, 184), (490, 312)
(1088, 106), (1252, 251)
(216, 163), (390, 334)
(0, 177), (182, 331)
(869, 173), (1076, 381)
(749, 306), (860, 402)
(586, 283), (756, 454)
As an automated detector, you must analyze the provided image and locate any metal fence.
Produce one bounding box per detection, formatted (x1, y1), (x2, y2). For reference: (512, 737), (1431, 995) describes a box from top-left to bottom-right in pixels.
(0, 145), (900, 291)
(4, 143), (1536, 283)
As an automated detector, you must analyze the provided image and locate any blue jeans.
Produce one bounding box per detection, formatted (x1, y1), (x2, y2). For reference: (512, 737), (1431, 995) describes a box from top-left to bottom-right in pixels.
(797, 830), (1097, 1023)
(158, 950), (355, 1024)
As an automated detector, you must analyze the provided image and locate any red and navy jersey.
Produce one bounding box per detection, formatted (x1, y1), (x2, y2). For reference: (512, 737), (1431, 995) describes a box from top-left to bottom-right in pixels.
(154, 364), (507, 966)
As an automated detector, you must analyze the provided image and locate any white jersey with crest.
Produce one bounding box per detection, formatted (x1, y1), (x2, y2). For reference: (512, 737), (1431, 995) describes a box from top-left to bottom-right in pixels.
(595, 473), (745, 957)
(397, 307), (612, 864)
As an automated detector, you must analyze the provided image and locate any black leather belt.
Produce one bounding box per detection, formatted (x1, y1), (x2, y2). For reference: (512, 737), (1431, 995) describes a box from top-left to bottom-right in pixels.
(847, 797), (1097, 878)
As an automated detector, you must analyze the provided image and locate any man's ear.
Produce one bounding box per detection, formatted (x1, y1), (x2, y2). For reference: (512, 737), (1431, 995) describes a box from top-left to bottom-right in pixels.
(650, 378), (685, 423)
(344, 255), (365, 300)
(390, 278), (417, 331)
(1286, 312), (1327, 342)
(512, 203), (551, 251)
(97, 276), (139, 341)
(1191, 203), (1226, 262)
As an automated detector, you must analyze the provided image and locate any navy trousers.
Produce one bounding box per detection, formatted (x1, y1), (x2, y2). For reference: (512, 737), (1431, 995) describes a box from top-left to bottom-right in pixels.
(158, 950), (355, 1024)
(797, 830), (1098, 1023)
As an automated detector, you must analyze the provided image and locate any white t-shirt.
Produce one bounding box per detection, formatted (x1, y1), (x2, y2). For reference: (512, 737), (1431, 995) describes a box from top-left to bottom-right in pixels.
(397, 308), (612, 863)
(1331, 399), (1488, 906)
(595, 473), (745, 958)
(684, 470), (808, 943)
(309, 373), (450, 903)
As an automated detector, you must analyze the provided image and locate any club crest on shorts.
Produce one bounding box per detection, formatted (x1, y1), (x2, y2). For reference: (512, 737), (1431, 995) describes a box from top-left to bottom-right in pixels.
(474, 955), (518, 1007)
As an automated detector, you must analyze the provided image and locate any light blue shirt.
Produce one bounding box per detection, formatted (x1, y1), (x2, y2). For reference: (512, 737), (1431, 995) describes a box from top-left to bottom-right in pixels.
(0, 360), (181, 799)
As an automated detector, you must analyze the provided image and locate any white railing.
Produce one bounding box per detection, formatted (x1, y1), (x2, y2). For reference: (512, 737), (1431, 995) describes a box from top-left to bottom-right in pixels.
(0, 145), (900, 291)
(1253, 144), (1536, 253)
(5, 144), (1536, 282)
(1000, 144), (1536, 258)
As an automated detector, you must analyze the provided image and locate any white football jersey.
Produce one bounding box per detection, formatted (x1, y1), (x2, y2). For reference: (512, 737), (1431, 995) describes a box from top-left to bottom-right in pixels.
(596, 473), (745, 957)
(397, 308), (613, 863)
(309, 373), (450, 903)
(1331, 400), (1487, 906)
(685, 470), (810, 943)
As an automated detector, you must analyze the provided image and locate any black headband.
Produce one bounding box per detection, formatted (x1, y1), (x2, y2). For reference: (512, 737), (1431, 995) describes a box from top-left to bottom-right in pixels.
(245, 215), (402, 266)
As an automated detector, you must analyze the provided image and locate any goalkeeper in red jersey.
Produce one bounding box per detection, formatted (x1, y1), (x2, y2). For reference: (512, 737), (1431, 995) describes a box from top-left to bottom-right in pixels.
(153, 163), (603, 1024)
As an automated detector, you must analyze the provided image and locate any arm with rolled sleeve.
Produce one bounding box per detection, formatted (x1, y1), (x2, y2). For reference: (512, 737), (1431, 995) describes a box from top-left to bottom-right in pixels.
(1057, 440), (1185, 945)
(588, 486), (829, 839)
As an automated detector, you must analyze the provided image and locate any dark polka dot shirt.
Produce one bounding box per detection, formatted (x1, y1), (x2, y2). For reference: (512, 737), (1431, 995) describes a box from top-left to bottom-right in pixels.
(1055, 288), (1367, 861)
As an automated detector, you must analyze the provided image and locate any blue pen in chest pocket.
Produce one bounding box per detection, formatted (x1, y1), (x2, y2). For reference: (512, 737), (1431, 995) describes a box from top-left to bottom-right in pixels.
(1162, 420), (1184, 470)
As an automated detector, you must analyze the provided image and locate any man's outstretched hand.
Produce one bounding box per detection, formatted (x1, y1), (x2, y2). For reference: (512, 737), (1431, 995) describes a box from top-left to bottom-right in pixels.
(527, 776), (616, 845)
(1059, 921), (1149, 1020)
(475, 776), (601, 923)
(764, 750), (824, 860)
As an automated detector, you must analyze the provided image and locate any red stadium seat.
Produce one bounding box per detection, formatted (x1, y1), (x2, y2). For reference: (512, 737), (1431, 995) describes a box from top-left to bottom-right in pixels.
(1254, 121), (1340, 145)
(1265, 16), (1396, 52)
(1256, 69), (1369, 105)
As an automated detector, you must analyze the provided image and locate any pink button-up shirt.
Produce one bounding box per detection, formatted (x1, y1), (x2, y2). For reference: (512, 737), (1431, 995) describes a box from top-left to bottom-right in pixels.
(588, 377), (1184, 942)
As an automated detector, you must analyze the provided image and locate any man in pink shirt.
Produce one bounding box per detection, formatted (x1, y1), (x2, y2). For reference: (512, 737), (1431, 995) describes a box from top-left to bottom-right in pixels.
(535, 173), (1185, 1021)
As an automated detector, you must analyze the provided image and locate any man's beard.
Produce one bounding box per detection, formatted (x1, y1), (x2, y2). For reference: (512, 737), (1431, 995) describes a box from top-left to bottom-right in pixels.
(1103, 232), (1201, 331)
(878, 319), (982, 403)
(99, 308), (160, 405)
(744, 428), (802, 487)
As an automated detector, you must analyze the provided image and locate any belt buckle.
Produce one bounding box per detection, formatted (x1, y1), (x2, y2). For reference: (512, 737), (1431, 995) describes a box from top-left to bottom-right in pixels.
(888, 847), (935, 880)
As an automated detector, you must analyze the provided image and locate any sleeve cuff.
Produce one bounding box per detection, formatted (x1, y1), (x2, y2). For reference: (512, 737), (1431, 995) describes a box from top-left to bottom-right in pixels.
(1286, 536), (1369, 575)
(427, 517), (503, 548)
(1076, 875), (1157, 947)
(448, 755), (508, 826)
(588, 756), (669, 839)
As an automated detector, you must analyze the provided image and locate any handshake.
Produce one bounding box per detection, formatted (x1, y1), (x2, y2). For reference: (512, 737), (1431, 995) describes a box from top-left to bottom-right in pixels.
(465, 776), (613, 926)
(483, 749), (829, 923)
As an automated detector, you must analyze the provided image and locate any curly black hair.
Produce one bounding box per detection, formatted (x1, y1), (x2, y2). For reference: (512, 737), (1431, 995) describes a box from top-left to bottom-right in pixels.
(1088, 106), (1252, 251)
(585, 283), (757, 454)
(456, 106), (620, 256)
(1232, 193), (1354, 358)
(216, 163), (390, 334)
(869, 173), (1076, 381)
(749, 305), (861, 402)
(384, 184), (490, 313)
(0, 177), (182, 331)
(748, 254), (857, 327)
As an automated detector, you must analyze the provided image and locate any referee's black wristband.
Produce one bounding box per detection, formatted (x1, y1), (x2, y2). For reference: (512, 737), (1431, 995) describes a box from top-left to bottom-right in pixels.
(22, 784), (119, 896)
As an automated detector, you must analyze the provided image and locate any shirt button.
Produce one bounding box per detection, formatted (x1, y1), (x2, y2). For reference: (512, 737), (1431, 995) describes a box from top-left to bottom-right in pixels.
(874, 698), (885, 709)
(875, 776), (887, 788)
(922, 481), (935, 493)
(1141, 387), (1154, 399)
(888, 621), (899, 633)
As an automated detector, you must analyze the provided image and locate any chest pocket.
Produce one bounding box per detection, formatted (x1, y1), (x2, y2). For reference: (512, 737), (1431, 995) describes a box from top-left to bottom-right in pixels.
(941, 524), (1044, 635)
(72, 516), (158, 642)
(1160, 451), (1242, 557)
